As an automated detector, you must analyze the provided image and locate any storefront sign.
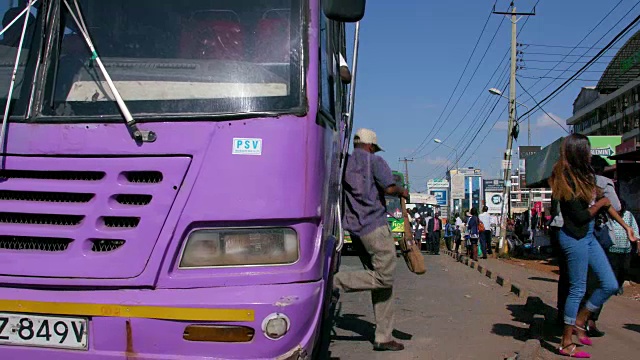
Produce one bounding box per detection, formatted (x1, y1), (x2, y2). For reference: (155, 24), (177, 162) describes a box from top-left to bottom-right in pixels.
(588, 136), (621, 165)
(427, 179), (449, 189)
(483, 179), (505, 193)
(429, 190), (448, 206)
(518, 146), (541, 159)
(485, 192), (503, 213)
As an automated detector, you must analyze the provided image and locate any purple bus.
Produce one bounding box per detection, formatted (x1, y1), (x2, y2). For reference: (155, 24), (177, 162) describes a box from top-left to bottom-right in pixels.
(0, 0), (365, 358)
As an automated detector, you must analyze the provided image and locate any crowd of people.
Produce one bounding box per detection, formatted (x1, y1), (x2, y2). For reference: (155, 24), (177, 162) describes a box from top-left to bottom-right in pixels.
(408, 206), (496, 261)
(334, 129), (638, 357)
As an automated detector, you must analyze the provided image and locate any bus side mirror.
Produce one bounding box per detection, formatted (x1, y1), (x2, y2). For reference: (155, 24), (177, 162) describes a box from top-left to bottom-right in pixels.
(323, 0), (366, 22)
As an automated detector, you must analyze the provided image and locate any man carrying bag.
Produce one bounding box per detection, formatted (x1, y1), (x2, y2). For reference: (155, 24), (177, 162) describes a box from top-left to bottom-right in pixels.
(334, 129), (408, 352)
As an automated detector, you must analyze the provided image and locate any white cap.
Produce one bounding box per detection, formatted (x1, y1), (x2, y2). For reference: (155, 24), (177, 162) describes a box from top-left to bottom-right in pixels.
(353, 128), (383, 152)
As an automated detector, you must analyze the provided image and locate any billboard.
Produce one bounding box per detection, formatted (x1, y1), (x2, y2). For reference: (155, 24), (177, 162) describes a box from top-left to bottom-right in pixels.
(410, 193), (438, 205)
(485, 192), (503, 214)
(588, 136), (621, 165)
(427, 178), (449, 189)
(451, 174), (465, 199)
(429, 190), (448, 206)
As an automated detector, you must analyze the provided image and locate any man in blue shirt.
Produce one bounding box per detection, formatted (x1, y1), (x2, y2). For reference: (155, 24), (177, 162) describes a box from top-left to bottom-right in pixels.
(334, 128), (408, 352)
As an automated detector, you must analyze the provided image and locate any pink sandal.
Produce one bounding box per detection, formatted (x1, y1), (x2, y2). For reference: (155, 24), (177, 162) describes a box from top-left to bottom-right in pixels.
(558, 343), (591, 358)
(574, 325), (593, 346)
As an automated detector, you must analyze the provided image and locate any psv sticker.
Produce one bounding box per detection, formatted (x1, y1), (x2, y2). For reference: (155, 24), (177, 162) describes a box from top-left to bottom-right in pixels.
(232, 138), (262, 155)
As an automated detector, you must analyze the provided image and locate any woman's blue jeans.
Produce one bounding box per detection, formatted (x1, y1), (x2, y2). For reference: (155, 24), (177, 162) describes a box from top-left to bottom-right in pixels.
(558, 222), (618, 325)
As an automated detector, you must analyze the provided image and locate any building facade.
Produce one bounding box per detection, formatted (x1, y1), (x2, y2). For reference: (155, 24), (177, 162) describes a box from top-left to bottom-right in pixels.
(446, 168), (482, 216)
(567, 30), (640, 144)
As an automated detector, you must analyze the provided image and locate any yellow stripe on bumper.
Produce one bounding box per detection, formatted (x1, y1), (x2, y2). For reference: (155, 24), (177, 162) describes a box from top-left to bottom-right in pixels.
(0, 300), (254, 322)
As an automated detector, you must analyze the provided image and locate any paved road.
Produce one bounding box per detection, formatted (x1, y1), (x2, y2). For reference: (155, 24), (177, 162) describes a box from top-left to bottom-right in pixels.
(328, 253), (530, 360)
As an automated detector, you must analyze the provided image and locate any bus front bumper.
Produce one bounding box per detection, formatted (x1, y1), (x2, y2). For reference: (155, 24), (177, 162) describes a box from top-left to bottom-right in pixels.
(0, 281), (324, 359)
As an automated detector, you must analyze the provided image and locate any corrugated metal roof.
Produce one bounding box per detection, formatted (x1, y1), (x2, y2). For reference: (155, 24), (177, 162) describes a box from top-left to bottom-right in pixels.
(597, 30), (640, 94)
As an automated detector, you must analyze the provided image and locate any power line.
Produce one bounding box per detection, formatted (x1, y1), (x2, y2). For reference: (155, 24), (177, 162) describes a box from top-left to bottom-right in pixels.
(518, 75), (600, 81)
(520, 12), (640, 120)
(405, 2), (497, 158)
(521, 59), (610, 64)
(412, 14), (507, 158)
(517, 0), (626, 97)
(521, 67), (605, 72)
(521, 43), (620, 50)
(521, 52), (615, 57)
(528, 0), (637, 98)
(421, 73), (507, 177)
(415, 60), (510, 160)
(416, 1), (540, 164)
(424, 80), (508, 180)
(516, 78), (570, 133)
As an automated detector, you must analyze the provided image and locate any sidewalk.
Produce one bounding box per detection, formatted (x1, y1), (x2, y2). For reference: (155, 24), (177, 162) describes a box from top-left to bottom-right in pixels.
(444, 251), (640, 359)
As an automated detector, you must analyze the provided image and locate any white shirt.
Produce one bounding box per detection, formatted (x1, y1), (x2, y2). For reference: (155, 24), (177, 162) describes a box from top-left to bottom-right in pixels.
(414, 213), (423, 230)
(479, 212), (492, 231)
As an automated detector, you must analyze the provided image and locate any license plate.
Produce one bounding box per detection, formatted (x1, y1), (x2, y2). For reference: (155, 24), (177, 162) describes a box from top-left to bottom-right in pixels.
(0, 313), (88, 350)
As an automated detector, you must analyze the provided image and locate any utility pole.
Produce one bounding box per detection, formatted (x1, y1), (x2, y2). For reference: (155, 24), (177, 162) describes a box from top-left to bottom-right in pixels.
(493, 1), (535, 255)
(399, 157), (413, 191)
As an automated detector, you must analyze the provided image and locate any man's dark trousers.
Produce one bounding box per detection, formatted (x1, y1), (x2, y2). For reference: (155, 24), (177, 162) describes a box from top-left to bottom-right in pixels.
(430, 231), (441, 254)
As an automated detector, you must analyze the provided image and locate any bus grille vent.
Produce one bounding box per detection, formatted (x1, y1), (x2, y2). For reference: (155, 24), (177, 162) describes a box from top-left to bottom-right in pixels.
(115, 194), (152, 206)
(0, 190), (94, 203)
(123, 171), (163, 184)
(102, 216), (140, 228)
(0, 236), (72, 252)
(0, 212), (84, 226)
(0, 169), (105, 181)
(91, 239), (126, 252)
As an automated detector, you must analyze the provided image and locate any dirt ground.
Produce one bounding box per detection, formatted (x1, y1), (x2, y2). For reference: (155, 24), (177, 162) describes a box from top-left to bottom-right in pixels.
(500, 256), (640, 302)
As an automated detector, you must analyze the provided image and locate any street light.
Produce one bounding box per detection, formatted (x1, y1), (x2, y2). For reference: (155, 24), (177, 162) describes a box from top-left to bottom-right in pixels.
(489, 87), (534, 252)
(434, 138), (460, 217)
(488, 88), (531, 146)
(433, 138), (458, 171)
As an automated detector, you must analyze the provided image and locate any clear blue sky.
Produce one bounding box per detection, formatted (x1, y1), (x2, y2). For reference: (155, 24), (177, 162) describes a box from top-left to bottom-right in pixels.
(348, 0), (639, 192)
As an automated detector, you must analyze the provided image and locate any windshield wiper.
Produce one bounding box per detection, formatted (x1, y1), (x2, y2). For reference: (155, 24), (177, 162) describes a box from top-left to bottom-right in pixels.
(63, 0), (156, 143)
(0, 0), (38, 158)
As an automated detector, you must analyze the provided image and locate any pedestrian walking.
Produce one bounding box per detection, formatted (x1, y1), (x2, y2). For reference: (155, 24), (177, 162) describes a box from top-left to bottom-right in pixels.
(444, 219), (454, 252)
(454, 225), (462, 253)
(334, 128), (408, 352)
(427, 212), (442, 255)
(467, 208), (480, 261)
(549, 134), (637, 358)
(608, 199), (639, 293)
(479, 206), (492, 258)
(580, 156), (624, 337)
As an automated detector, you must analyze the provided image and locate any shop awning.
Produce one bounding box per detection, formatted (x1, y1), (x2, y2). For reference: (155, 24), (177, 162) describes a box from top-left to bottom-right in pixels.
(524, 137), (564, 188)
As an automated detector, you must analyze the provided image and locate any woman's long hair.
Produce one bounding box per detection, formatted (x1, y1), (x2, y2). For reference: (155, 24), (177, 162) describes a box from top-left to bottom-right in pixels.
(550, 134), (596, 202)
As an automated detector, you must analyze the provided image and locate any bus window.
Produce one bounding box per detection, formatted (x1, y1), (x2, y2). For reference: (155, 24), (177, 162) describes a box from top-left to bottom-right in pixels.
(44, 0), (303, 118)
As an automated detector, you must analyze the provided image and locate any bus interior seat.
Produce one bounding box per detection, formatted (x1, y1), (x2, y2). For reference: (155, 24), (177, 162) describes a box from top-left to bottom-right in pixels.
(254, 9), (290, 63)
(179, 10), (244, 61)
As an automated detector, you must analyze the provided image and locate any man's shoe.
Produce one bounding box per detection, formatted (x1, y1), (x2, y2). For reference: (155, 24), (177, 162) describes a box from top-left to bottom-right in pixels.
(373, 340), (404, 351)
(586, 325), (605, 338)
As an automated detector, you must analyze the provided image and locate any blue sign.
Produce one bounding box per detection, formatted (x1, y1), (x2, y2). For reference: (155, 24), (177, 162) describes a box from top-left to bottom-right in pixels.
(430, 190), (448, 206)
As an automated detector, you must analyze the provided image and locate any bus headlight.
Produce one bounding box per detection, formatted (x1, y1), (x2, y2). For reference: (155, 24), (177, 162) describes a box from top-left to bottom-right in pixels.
(179, 228), (299, 268)
(262, 313), (290, 340)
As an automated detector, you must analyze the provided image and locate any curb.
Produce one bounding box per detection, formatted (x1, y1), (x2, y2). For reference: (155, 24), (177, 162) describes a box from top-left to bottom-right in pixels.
(443, 249), (545, 360)
(443, 250), (530, 299)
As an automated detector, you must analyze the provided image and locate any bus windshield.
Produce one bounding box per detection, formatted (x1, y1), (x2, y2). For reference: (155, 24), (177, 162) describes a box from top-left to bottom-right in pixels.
(41, 0), (303, 118)
(385, 196), (402, 218)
